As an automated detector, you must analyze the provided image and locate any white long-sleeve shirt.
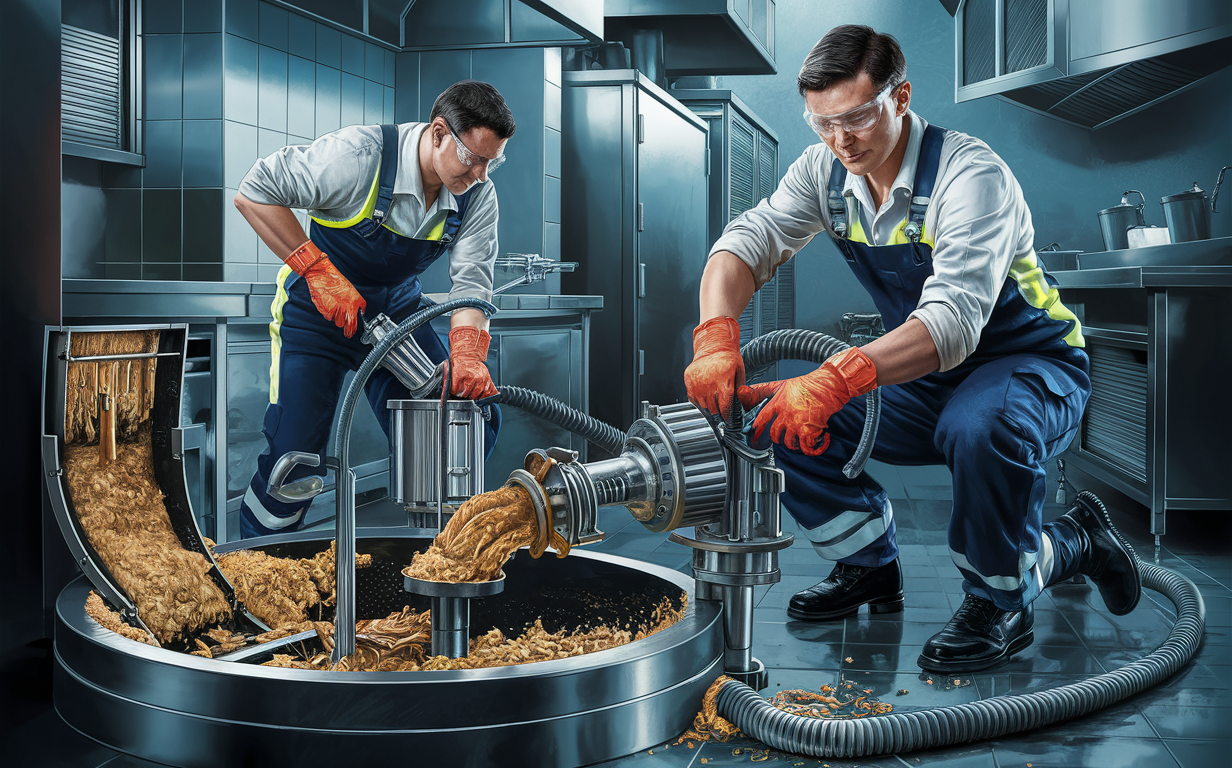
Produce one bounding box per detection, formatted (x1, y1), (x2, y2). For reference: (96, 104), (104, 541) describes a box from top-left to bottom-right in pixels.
(711, 111), (1036, 372)
(239, 122), (499, 303)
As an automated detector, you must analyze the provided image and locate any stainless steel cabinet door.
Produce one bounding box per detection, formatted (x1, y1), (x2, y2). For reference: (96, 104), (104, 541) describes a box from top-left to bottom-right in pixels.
(635, 91), (709, 409)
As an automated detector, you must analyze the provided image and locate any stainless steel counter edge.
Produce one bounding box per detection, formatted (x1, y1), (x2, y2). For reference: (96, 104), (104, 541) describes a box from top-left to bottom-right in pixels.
(1052, 265), (1232, 289)
(63, 280), (603, 319)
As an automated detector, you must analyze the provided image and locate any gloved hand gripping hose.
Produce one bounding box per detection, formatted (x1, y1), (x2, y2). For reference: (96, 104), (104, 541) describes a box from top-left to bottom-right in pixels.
(481, 328), (881, 472)
(740, 329), (881, 479)
(713, 491), (1206, 759)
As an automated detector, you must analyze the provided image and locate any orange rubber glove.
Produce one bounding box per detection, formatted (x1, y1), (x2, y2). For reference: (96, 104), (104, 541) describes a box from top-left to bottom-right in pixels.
(448, 326), (498, 399)
(737, 347), (878, 456)
(286, 240), (366, 338)
(684, 316), (746, 422)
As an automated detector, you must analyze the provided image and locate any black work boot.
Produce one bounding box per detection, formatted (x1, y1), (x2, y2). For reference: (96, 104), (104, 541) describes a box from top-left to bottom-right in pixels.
(917, 594), (1034, 673)
(1057, 494), (1141, 615)
(787, 559), (904, 621)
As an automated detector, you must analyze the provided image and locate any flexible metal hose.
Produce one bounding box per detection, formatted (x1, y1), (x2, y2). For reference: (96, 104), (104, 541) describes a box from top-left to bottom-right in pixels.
(484, 385), (627, 456)
(740, 329), (881, 479)
(715, 492), (1205, 758)
(483, 328), (883, 470)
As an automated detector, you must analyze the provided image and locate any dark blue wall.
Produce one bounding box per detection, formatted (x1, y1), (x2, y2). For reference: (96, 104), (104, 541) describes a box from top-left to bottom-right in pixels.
(715, 0), (1232, 338)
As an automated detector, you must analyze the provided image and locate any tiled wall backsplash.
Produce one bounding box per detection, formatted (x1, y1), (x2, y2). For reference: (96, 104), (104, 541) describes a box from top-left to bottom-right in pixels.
(67, 0), (563, 286)
(93, 0), (395, 282)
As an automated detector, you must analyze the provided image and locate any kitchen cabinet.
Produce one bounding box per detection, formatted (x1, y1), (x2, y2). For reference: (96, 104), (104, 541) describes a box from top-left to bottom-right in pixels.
(1051, 238), (1232, 535)
(673, 88), (791, 379)
(561, 70), (710, 432)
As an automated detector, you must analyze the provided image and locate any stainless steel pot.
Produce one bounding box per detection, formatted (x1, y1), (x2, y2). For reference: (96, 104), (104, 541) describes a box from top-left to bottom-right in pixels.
(1097, 190), (1146, 251)
(1160, 183), (1210, 243)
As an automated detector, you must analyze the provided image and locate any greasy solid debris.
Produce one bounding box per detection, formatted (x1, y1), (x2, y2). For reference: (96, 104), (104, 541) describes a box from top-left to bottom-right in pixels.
(264, 594), (687, 672)
(214, 541), (372, 628)
(678, 676), (897, 747)
(768, 678), (894, 719)
(65, 427), (232, 643)
(406, 484), (568, 582)
(677, 676), (742, 744)
(64, 330), (159, 445)
(84, 591), (157, 646)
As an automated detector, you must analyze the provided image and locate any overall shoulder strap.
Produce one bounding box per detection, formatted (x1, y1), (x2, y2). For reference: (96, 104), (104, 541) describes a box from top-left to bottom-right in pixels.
(370, 124), (400, 228)
(827, 156), (849, 239)
(904, 124), (946, 243)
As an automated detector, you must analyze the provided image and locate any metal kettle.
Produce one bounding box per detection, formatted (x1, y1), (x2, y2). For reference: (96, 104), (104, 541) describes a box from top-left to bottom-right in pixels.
(1160, 167), (1229, 243)
(1097, 190), (1146, 251)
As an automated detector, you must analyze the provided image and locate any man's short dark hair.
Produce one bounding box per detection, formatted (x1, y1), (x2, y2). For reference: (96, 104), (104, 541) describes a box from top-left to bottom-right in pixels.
(429, 80), (516, 140)
(797, 25), (907, 96)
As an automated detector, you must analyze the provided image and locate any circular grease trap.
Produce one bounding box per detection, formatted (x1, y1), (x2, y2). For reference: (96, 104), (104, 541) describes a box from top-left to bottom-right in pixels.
(54, 531), (722, 768)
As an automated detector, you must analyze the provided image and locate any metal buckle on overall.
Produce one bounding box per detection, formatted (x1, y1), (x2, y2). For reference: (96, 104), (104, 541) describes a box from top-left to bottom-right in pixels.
(828, 189), (848, 239)
(904, 195), (929, 243)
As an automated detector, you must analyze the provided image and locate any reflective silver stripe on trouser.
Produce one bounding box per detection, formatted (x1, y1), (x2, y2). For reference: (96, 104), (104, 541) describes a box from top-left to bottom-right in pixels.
(243, 486), (305, 530)
(1034, 532), (1056, 592)
(803, 503), (893, 560)
(951, 536), (1055, 594)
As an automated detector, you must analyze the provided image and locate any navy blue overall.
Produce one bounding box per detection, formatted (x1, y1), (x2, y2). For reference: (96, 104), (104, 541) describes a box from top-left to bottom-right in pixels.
(775, 124), (1089, 610)
(240, 124), (501, 538)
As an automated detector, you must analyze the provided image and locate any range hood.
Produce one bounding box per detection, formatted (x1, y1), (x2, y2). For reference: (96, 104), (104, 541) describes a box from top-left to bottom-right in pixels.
(603, 0), (777, 76)
(398, 0), (603, 49)
(947, 0), (1232, 129)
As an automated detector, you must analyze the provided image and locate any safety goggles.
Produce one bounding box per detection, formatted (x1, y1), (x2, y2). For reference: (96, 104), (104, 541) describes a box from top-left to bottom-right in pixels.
(447, 122), (505, 173)
(803, 82), (900, 138)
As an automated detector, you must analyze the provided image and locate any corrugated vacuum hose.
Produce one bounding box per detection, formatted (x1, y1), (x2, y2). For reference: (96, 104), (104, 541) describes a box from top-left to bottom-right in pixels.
(487, 328), (880, 476)
(714, 491), (1206, 759)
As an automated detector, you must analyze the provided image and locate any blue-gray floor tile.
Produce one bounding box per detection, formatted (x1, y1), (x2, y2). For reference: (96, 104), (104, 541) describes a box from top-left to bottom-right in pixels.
(1162, 738), (1228, 768)
(991, 736), (1183, 768)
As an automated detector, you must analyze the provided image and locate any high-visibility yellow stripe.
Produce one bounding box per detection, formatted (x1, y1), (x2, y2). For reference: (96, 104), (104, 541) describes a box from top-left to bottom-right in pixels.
(309, 170), (381, 229)
(848, 206), (934, 247)
(849, 212), (870, 245)
(1009, 251), (1085, 347)
(425, 217), (446, 241)
(268, 264), (294, 404)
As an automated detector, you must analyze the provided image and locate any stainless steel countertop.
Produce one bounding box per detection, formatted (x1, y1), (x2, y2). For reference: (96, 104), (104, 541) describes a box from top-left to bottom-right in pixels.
(1050, 237), (1232, 289)
(1052, 265), (1232, 289)
(1074, 236), (1232, 270)
(62, 279), (603, 319)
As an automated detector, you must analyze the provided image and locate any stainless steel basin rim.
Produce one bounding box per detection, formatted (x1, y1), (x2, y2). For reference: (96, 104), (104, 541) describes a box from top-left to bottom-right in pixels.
(54, 534), (724, 766)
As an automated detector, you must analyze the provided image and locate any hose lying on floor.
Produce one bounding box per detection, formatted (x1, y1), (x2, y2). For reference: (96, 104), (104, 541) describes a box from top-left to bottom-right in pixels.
(484, 328), (882, 475)
(714, 491), (1206, 759)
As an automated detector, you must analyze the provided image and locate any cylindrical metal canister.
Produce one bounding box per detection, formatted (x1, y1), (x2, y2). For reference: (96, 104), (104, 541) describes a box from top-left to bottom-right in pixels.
(1161, 184), (1211, 243)
(1097, 191), (1147, 251)
(388, 400), (485, 506)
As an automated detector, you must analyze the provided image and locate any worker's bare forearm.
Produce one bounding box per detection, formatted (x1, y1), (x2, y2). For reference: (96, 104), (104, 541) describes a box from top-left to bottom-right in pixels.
(861, 318), (940, 386)
(233, 193), (309, 260)
(699, 251), (756, 323)
(450, 307), (490, 333)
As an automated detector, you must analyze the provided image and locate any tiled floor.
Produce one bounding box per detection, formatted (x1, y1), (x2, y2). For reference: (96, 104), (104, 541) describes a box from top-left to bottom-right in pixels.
(583, 460), (1232, 768)
(4, 462), (1228, 768)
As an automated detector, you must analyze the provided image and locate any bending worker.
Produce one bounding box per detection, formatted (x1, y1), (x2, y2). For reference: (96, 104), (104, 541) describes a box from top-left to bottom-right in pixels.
(684, 26), (1141, 673)
(233, 80), (513, 538)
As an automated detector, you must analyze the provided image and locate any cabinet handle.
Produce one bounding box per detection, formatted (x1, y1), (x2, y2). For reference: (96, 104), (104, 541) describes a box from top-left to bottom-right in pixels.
(638, 262), (646, 298)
